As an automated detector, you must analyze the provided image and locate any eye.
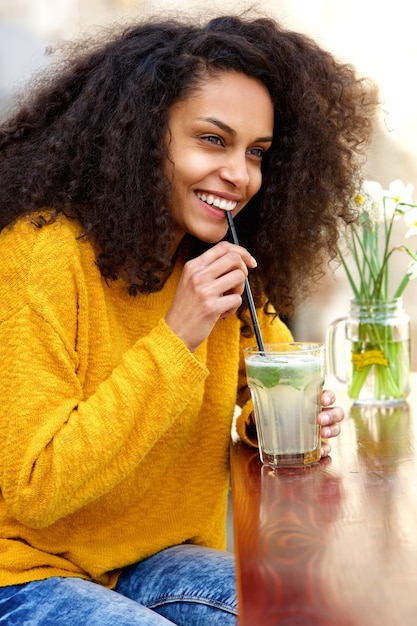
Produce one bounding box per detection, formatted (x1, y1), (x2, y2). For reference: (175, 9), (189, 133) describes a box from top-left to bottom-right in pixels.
(247, 147), (265, 159)
(201, 135), (224, 146)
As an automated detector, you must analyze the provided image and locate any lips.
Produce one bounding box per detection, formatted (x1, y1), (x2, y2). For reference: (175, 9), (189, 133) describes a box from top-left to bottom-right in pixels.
(195, 191), (237, 212)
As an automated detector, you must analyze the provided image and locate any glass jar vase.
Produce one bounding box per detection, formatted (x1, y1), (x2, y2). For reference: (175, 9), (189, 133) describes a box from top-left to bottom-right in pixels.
(326, 298), (411, 405)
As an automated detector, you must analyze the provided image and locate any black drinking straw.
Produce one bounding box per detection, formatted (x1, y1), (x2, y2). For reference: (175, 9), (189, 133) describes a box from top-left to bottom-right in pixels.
(226, 210), (265, 353)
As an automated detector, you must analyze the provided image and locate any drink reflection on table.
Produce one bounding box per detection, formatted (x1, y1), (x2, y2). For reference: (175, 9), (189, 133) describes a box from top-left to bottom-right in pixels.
(350, 403), (412, 467)
(350, 402), (412, 551)
(235, 455), (346, 624)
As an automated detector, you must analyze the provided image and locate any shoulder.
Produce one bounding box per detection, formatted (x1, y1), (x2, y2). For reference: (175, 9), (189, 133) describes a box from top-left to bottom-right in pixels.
(1, 210), (95, 275)
(0, 211), (99, 319)
(1, 209), (81, 247)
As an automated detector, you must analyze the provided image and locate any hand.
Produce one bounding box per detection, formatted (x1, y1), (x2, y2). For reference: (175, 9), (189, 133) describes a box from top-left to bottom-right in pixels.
(165, 241), (257, 352)
(318, 389), (344, 458)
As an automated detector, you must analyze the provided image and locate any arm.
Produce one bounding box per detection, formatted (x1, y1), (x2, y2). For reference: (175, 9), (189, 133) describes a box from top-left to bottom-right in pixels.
(0, 309), (207, 529)
(0, 233), (256, 528)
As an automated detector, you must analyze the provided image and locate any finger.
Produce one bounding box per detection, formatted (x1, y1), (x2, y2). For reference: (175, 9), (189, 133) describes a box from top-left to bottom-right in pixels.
(217, 293), (243, 319)
(318, 454), (333, 467)
(321, 389), (336, 407)
(318, 406), (344, 426)
(182, 253), (247, 294)
(202, 251), (251, 283)
(320, 422), (341, 440)
(216, 268), (248, 296)
(196, 240), (257, 270)
(320, 439), (332, 458)
(180, 265), (246, 315)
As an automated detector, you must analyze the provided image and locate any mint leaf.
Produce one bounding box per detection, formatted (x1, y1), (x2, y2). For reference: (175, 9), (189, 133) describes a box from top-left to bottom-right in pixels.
(246, 362), (281, 388)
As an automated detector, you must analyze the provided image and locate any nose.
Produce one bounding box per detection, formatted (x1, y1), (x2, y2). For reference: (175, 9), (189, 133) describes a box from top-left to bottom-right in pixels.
(220, 151), (250, 188)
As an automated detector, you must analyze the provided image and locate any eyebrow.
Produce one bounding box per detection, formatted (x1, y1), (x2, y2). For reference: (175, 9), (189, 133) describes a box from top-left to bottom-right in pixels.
(197, 117), (273, 143)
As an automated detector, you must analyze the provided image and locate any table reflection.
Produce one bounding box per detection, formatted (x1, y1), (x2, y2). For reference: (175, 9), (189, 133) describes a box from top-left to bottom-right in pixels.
(231, 377), (417, 625)
(350, 402), (412, 466)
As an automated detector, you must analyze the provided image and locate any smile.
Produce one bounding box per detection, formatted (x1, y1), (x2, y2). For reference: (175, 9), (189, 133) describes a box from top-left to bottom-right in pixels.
(196, 192), (237, 212)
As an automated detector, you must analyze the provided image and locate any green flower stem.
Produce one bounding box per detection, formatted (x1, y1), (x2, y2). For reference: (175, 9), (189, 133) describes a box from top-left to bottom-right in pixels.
(349, 361), (372, 398)
(337, 246), (361, 299)
(337, 186), (416, 403)
(349, 318), (406, 401)
(339, 193), (417, 305)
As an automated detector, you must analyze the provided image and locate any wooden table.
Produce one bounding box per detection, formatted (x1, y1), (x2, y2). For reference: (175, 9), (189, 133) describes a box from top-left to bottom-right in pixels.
(230, 375), (417, 625)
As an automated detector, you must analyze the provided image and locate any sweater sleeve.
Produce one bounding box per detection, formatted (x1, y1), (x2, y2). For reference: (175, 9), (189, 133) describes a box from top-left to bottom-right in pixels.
(0, 220), (208, 529)
(0, 308), (207, 529)
(235, 307), (293, 446)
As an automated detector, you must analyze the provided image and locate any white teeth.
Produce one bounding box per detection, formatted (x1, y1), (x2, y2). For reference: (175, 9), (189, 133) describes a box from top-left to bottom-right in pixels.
(196, 192), (236, 211)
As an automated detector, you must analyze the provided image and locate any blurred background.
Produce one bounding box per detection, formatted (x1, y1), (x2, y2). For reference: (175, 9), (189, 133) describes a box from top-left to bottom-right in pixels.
(1, 0), (416, 366)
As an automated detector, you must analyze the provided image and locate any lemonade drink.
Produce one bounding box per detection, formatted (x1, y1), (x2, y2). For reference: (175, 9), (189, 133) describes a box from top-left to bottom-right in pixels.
(244, 344), (324, 467)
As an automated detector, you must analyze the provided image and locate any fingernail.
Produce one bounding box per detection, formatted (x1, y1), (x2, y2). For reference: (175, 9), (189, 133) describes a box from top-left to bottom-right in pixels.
(321, 412), (331, 426)
(250, 255), (257, 267)
(322, 392), (331, 406)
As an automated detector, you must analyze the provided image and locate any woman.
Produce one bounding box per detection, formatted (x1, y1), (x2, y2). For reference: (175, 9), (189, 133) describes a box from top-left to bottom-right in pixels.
(0, 13), (377, 625)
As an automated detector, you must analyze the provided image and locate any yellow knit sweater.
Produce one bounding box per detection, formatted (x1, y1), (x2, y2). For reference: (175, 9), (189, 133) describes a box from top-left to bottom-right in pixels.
(0, 213), (292, 588)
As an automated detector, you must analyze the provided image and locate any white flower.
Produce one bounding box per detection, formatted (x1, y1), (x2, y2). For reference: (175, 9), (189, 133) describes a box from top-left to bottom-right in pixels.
(358, 180), (413, 223)
(404, 206), (417, 238)
(362, 180), (384, 203)
(356, 180), (384, 225)
(383, 179), (415, 219)
(387, 179), (415, 204)
(341, 178), (417, 300)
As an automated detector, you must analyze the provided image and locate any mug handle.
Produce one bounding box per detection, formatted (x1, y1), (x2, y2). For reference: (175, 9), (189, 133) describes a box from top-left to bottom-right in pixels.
(325, 317), (348, 387)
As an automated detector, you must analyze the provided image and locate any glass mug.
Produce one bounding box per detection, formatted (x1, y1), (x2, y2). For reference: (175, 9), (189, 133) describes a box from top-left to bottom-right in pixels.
(244, 342), (325, 468)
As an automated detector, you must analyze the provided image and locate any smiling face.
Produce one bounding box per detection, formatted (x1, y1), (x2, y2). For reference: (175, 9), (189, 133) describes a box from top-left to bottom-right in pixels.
(164, 71), (274, 247)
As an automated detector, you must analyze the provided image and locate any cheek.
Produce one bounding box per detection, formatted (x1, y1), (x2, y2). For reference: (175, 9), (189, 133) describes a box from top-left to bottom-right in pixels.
(234, 169), (263, 218)
(249, 168), (263, 198)
(169, 154), (208, 190)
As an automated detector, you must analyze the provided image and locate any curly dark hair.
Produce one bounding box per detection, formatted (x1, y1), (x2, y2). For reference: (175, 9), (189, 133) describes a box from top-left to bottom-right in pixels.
(0, 13), (378, 318)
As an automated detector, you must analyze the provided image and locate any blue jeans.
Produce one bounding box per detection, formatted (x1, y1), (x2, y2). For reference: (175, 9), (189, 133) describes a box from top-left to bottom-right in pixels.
(0, 545), (237, 625)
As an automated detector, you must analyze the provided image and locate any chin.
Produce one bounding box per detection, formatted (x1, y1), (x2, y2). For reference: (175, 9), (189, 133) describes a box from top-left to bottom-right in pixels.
(193, 228), (229, 245)
(196, 235), (227, 245)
